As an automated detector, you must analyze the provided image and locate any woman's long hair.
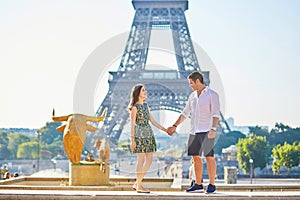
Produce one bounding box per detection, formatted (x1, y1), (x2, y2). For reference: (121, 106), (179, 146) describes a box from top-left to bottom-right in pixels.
(128, 84), (144, 111)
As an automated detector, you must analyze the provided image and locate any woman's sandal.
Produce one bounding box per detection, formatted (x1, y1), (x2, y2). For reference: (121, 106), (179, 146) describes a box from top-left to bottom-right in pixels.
(132, 182), (137, 190)
(136, 186), (150, 193)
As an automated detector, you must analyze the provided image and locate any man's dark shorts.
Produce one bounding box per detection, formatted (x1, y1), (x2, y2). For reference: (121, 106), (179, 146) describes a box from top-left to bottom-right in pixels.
(187, 132), (214, 157)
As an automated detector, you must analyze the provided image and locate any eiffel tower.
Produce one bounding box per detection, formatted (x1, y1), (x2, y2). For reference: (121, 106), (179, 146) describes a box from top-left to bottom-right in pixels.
(95, 0), (230, 146)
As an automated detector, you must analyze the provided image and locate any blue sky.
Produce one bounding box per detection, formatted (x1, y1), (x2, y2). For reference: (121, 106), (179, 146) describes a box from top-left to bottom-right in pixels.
(0, 0), (299, 129)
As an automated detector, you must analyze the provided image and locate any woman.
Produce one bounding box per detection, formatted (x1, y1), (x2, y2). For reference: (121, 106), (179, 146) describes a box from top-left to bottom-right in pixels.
(128, 84), (168, 193)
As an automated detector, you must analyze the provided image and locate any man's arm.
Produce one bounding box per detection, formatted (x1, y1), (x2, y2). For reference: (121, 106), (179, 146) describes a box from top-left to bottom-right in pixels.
(167, 114), (186, 135)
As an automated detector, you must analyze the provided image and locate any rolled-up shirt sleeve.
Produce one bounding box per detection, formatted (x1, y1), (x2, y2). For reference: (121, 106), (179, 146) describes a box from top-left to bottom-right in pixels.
(211, 92), (221, 119)
(181, 94), (192, 118)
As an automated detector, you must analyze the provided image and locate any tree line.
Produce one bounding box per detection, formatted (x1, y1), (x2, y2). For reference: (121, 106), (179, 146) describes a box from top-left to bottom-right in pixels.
(0, 122), (63, 160)
(215, 123), (300, 174)
(1, 121), (299, 175)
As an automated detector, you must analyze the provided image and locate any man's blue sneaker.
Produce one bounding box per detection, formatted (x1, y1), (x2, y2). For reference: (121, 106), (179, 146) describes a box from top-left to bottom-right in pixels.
(205, 184), (216, 194)
(186, 183), (204, 193)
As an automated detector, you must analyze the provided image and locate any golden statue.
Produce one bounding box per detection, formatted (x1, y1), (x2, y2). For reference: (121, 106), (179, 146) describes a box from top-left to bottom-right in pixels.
(94, 137), (110, 173)
(52, 109), (106, 164)
(94, 138), (110, 163)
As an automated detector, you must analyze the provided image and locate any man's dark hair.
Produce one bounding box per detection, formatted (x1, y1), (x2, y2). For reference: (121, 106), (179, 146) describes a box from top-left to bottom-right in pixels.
(188, 71), (204, 84)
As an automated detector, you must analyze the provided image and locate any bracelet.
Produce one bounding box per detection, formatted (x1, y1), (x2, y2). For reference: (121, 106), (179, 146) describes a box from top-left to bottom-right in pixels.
(173, 124), (177, 128)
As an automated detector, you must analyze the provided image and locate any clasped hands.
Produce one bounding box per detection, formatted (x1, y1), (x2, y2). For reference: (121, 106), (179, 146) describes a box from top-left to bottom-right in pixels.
(165, 125), (176, 136)
(164, 126), (216, 138)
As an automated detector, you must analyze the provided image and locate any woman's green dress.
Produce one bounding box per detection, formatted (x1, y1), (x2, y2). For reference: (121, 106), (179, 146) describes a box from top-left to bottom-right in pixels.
(133, 103), (157, 153)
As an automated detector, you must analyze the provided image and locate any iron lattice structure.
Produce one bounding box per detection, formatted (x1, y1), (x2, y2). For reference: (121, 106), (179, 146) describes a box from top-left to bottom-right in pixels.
(95, 0), (230, 146)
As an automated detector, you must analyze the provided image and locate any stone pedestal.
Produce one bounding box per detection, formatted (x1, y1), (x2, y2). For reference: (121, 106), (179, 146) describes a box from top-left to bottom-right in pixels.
(224, 166), (237, 184)
(69, 162), (110, 186)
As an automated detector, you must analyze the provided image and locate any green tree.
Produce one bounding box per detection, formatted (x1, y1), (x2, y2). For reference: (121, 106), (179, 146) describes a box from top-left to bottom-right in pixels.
(17, 141), (38, 159)
(0, 144), (10, 160)
(274, 123), (291, 133)
(39, 121), (63, 145)
(7, 133), (31, 159)
(271, 142), (300, 174)
(248, 126), (268, 137)
(268, 125), (300, 156)
(0, 131), (11, 160)
(44, 140), (64, 158)
(214, 131), (245, 155)
(38, 121), (64, 158)
(0, 131), (9, 146)
(236, 134), (269, 173)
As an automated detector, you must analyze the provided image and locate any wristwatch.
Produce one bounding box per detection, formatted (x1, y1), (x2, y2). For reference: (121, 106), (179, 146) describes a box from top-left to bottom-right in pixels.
(211, 127), (217, 131)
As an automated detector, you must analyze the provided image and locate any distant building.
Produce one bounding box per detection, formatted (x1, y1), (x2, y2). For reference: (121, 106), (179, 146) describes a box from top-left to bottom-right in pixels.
(222, 145), (237, 161)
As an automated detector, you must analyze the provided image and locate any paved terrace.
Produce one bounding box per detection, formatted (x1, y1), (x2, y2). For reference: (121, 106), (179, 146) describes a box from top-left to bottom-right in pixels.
(0, 176), (299, 200)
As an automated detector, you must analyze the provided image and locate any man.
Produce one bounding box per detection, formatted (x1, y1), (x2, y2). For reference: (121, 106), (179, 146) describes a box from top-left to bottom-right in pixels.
(167, 71), (220, 194)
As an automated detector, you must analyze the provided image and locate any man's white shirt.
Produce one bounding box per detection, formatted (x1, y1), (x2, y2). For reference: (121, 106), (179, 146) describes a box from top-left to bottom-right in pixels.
(181, 87), (220, 135)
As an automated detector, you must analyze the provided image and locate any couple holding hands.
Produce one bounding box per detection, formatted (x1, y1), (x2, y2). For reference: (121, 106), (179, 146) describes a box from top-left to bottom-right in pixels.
(128, 71), (220, 194)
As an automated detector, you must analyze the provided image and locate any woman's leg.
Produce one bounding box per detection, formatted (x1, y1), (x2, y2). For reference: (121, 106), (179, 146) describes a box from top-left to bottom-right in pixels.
(136, 152), (152, 191)
(136, 153), (145, 188)
(140, 152), (153, 180)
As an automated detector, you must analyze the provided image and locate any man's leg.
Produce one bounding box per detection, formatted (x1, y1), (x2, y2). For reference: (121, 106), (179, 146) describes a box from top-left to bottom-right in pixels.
(186, 134), (204, 192)
(206, 156), (216, 185)
(202, 133), (217, 193)
(193, 155), (203, 184)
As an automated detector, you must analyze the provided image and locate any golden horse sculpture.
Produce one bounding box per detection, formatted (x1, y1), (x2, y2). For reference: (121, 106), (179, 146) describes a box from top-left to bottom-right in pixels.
(52, 109), (106, 164)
